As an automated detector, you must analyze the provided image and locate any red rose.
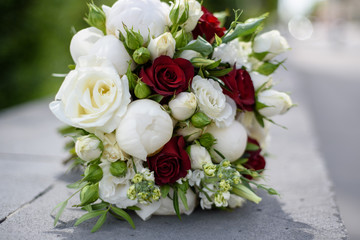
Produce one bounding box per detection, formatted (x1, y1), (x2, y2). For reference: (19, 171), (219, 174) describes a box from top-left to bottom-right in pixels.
(139, 56), (194, 96)
(220, 68), (255, 111)
(147, 136), (191, 186)
(192, 6), (226, 43)
(244, 138), (266, 180)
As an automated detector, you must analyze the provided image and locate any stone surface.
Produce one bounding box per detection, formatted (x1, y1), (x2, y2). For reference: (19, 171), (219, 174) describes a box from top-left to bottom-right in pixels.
(0, 74), (348, 239)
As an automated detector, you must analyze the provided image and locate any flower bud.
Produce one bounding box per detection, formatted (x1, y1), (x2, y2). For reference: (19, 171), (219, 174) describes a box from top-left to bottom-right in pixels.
(127, 185), (137, 200)
(75, 135), (103, 162)
(123, 26), (144, 50)
(214, 191), (230, 207)
(110, 161), (127, 177)
(85, 2), (106, 34)
(198, 133), (216, 149)
(203, 163), (216, 177)
(191, 112), (212, 128)
(132, 173), (143, 184)
(84, 165), (103, 183)
(134, 81), (151, 99)
(171, 0), (203, 32)
(253, 30), (290, 61)
(257, 90), (293, 117)
(174, 29), (189, 49)
(148, 32), (176, 60)
(189, 145), (212, 170)
(80, 184), (99, 206)
(133, 47), (151, 65)
(169, 92), (197, 121)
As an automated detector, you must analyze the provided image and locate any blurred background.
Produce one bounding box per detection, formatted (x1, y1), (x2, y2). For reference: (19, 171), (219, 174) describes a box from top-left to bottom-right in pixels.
(0, 0), (359, 238)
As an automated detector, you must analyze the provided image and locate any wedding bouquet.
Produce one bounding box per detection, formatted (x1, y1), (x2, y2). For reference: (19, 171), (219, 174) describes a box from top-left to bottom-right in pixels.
(50, 0), (293, 232)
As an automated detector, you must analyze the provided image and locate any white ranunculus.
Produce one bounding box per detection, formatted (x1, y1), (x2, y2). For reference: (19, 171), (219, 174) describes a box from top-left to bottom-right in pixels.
(89, 35), (135, 75)
(192, 76), (236, 128)
(75, 135), (103, 161)
(206, 121), (248, 163)
(179, 49), (201, 61)
(169, 92), (197, 121)
(103, 0), (170, 42)
(189, 145), (212, 170)
(99, 158), (143, 208)
(176, 122), (203, 142)
(172, 0), (203, 32)
(237, 111), (270, 149)
(213, 39), (251, 69)
(228, 194), (246, 208)
(249, 72), (272, 90)
(49, 55), (131, 133)
(253, 30), (290, 61)
(135, 187), (197, 221)
(148, 32), (176, 60)
(116, 99), (173, 160)
(70, 27), (104, 64)
(257, 90), (293, 117)
(98, 132), (127, 162)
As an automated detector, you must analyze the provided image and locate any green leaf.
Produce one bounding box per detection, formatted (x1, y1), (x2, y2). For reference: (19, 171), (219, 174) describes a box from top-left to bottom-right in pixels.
(255, 60), (285, 76)
(74, 210), (107, 226)
(91, 202), (109, 211)
(267, 188), (279, 195)
(214, 34), (222, 46)
(127, 206), (141, 211)
(213, 148), (226, 160)
(82, 205), (92, 212)
(191, 58), (220, 69)
(91, 213), (107, 233)
(53, 200), (68, 226)
(68, 64), (76, 70)
(254, 111), (265, 128)
(160, 185), (171, 199)
(256, 101), (270, 111)
(213, 10), (230, 27)
(147, 94), (164, 103)
(173, 188), (181, 220)
(246, 143), (260, 152)
(180, 36), (213, 56)
(110, 206), (135, 229)
(222, 13), (269, 44)
(251, 51), (269, 61)
(207, 67), (233, 77)
(178, 189), (189, 211)
(67, 180), (87, 189)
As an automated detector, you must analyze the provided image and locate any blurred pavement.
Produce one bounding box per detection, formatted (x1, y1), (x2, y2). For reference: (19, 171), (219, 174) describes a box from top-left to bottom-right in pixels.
(287, 22), (360, 239)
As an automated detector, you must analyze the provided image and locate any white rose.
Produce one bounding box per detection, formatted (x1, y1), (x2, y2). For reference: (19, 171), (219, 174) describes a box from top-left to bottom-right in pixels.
(75, 135), (103, 161)
(192, 76), (236, 128)
(176, 122), (203, 142)
(172, 0), (203, 32)
(249, 71), (272, 90)
(257, 90), (293, 117)
(103, 0), (170, 42)
(253, 30), (290, 61)
(206, 121), (248, 163)
(70, 27), (104, 64)
(148, 32), (176, 60)
(213, 39), (251, 69)
(189, 145), (212, 170)
(99, 132), (127, 162)
(169, 92), (197, 121)
(89, 35), (135, 75)
(49, 55), (131, 133)
(98, 158), (144, 208)
(135, 187), (197, 221)
(179, 49), (201, 61)
(237, 111), (270, 149)
(116, 99), (173, 160)
(228, 194), (246, 208)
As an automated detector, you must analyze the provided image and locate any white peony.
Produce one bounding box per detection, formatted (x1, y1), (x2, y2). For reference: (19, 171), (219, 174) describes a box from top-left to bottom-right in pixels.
(206, 121), (248, 163)
(168, 92), (197, 121)
(253, 30), (290, 61)
(89, 35), (135, 75)
(147, 32), (176, 60)
(135, 187), (197, 221)
(98, 158), (144, 208)
(212, 39), (252, 69)
(70, 27), (104, 64)
(172, 0), (203, 32)
(176, 122), (203, 142)
(75, 135), (103, 162)
(103, 0), (170, 43)
(237, 111), (270, 149)
(257, 90), (293, 117)
(191, 76), (236, 128)
(49, 55), (131, 133)
(116, 99), (173, 160)
(249, 71), (272, 90)
(189, 145), (212, 170)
